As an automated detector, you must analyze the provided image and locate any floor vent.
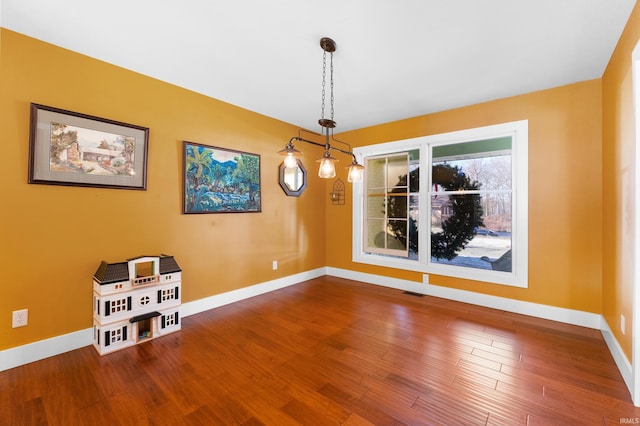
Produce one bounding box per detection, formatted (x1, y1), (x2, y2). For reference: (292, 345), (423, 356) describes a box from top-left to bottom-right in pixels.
(402, 291), (425, 298)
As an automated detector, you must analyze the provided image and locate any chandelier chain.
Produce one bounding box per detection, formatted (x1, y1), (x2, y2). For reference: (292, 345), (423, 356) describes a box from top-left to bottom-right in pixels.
(321, 50), (326, 120)
(279, 37), (364, 183)
(330, 51), (334, 120)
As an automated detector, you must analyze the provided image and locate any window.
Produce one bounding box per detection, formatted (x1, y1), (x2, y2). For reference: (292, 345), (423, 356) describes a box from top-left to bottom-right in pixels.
(132, 260), (158, 286)
(158, 287), (179, 303)
(162, 312), (179, 329)
(105, 326), (128, 347)
(364, 151), (419, 258)
(352, 120), (528, 287)
(106, 296), (131, 315)
(111, 328), (123, 343)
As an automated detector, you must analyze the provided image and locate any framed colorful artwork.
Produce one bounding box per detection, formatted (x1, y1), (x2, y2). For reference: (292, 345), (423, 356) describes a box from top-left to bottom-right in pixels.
(28, 103), (149, 190)
(183, 141), (261, 213)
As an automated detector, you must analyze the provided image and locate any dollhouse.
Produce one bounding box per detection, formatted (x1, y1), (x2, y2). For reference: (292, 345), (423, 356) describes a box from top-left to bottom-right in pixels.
(92, 255), (182, 355)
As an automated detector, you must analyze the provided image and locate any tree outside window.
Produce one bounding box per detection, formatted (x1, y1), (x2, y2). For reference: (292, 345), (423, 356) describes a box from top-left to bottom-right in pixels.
(353, 120), (528, 288)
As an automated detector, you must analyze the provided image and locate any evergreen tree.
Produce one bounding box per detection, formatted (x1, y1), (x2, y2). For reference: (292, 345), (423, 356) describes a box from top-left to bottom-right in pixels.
(388, 163), (484, 260)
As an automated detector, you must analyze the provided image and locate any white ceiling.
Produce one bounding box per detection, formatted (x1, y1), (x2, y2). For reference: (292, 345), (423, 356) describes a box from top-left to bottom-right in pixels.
(2, 0), (636, 132)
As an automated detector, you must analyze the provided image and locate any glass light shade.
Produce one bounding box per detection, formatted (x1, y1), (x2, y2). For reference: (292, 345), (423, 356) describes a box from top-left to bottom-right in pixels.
(278, 143), (302, 169)
(283, 153), (298, 169)
(347, 163), (364, 183)
(317, 156), (337, 178)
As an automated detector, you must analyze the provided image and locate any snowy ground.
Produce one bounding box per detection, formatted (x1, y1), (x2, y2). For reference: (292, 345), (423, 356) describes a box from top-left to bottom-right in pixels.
(432, 234), (511, 270)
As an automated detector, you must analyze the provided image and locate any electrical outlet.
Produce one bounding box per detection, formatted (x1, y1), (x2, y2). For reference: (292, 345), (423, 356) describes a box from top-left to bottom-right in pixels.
(621, 314), (626, 335)
(272, 260), (278, 270)
(12, 309), (28, 328)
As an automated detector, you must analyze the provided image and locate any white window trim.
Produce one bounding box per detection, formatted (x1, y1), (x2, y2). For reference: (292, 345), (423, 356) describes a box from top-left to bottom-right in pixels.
(363, 152), (412, 258)
(352, 120), (528, 288)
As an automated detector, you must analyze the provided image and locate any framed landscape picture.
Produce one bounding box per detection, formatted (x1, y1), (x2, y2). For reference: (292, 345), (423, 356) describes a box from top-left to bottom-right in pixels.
(28, 103), (149, 190)
(183, 141), (261, 214)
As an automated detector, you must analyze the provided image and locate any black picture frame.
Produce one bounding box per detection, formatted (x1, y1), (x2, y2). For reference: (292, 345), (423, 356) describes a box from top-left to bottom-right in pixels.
(28, 103), (149, 190)
(183, 141), (261, 213)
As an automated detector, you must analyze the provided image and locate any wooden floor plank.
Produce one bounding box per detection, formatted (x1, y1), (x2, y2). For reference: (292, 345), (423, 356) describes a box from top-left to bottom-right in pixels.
(1, 276), (640, 424)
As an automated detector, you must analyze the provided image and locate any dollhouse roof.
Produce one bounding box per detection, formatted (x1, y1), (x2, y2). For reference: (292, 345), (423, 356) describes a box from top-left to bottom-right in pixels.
(159, 255), (182, 274)
(93, 261), (129, 284)
(93, 255), (181, 285)
(130, 311), (161, 323)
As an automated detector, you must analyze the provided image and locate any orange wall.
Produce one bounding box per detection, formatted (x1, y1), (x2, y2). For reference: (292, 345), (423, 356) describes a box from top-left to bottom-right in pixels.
(2, 21), (630, 358)
(0, 30), (329, 350)
(328, 79), (604, 314)
(602, 2), (640, 360)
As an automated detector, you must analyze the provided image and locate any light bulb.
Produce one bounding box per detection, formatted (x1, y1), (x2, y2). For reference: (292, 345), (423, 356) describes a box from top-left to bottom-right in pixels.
(284, 154), (298, 169)
(318, 157), (336, 178)
(347, 164), (363, 182)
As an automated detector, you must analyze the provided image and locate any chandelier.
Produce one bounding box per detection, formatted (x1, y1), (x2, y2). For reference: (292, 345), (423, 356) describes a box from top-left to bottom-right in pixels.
(278, 37), (364, 183)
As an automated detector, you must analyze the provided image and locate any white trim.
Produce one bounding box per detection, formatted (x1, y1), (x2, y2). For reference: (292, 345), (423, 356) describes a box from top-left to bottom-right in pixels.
(179, 268), (326, 317)
(0, 263), (628, 405)
(327, 267), (600, 329)
(631, 38), (640, 407)
(602, 316), (633, 393)
(421, 279), (599, 328)
(0, 268), (326, 372)
(327, 268), (634, 399)
(0, 328), (93, 372)
(351, 120), (528, 288)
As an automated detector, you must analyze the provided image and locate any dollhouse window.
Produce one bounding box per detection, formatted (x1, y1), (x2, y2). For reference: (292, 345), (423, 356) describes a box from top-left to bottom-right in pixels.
(112, 299), (125, 313)
(163, 314), (175, 328)
(105, 326), (127, 346)
(106, 296), (132, 316)
(135, 260), (154, 277)
(132, 260), (159, 286)
(161, 312), (179, 329)
(158, 287), (179, 303)
(161, 288), (174, 301)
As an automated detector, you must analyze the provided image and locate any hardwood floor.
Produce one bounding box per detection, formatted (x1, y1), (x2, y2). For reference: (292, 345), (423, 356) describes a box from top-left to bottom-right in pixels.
(2, 276), (639, 425)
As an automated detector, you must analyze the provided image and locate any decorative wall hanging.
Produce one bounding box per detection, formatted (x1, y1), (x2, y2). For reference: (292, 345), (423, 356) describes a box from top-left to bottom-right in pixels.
(279, 159), (307, 197)
(28, 103), (149, 190)
(183, 141), (261, 213)
(330, 178), (345, 205)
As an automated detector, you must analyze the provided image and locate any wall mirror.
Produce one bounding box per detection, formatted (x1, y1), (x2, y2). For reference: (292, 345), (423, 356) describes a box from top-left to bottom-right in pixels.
(279, 159), (307, 196)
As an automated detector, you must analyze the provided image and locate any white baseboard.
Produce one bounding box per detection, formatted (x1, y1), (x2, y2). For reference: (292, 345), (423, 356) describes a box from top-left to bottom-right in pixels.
(0, 265), (629, 391)
(328, 267), (603, 329)
(0, 268), (326, 372)
(601, 317), (633, 395)
(0, 328), (93, 372)
(180, 268), (326, 317)
(328, 267), (637, 402)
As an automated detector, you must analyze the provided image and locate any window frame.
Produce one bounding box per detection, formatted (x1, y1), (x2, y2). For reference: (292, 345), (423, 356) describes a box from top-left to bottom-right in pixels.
(352, 120), (528, 288)
(363, 151), (412, 258)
